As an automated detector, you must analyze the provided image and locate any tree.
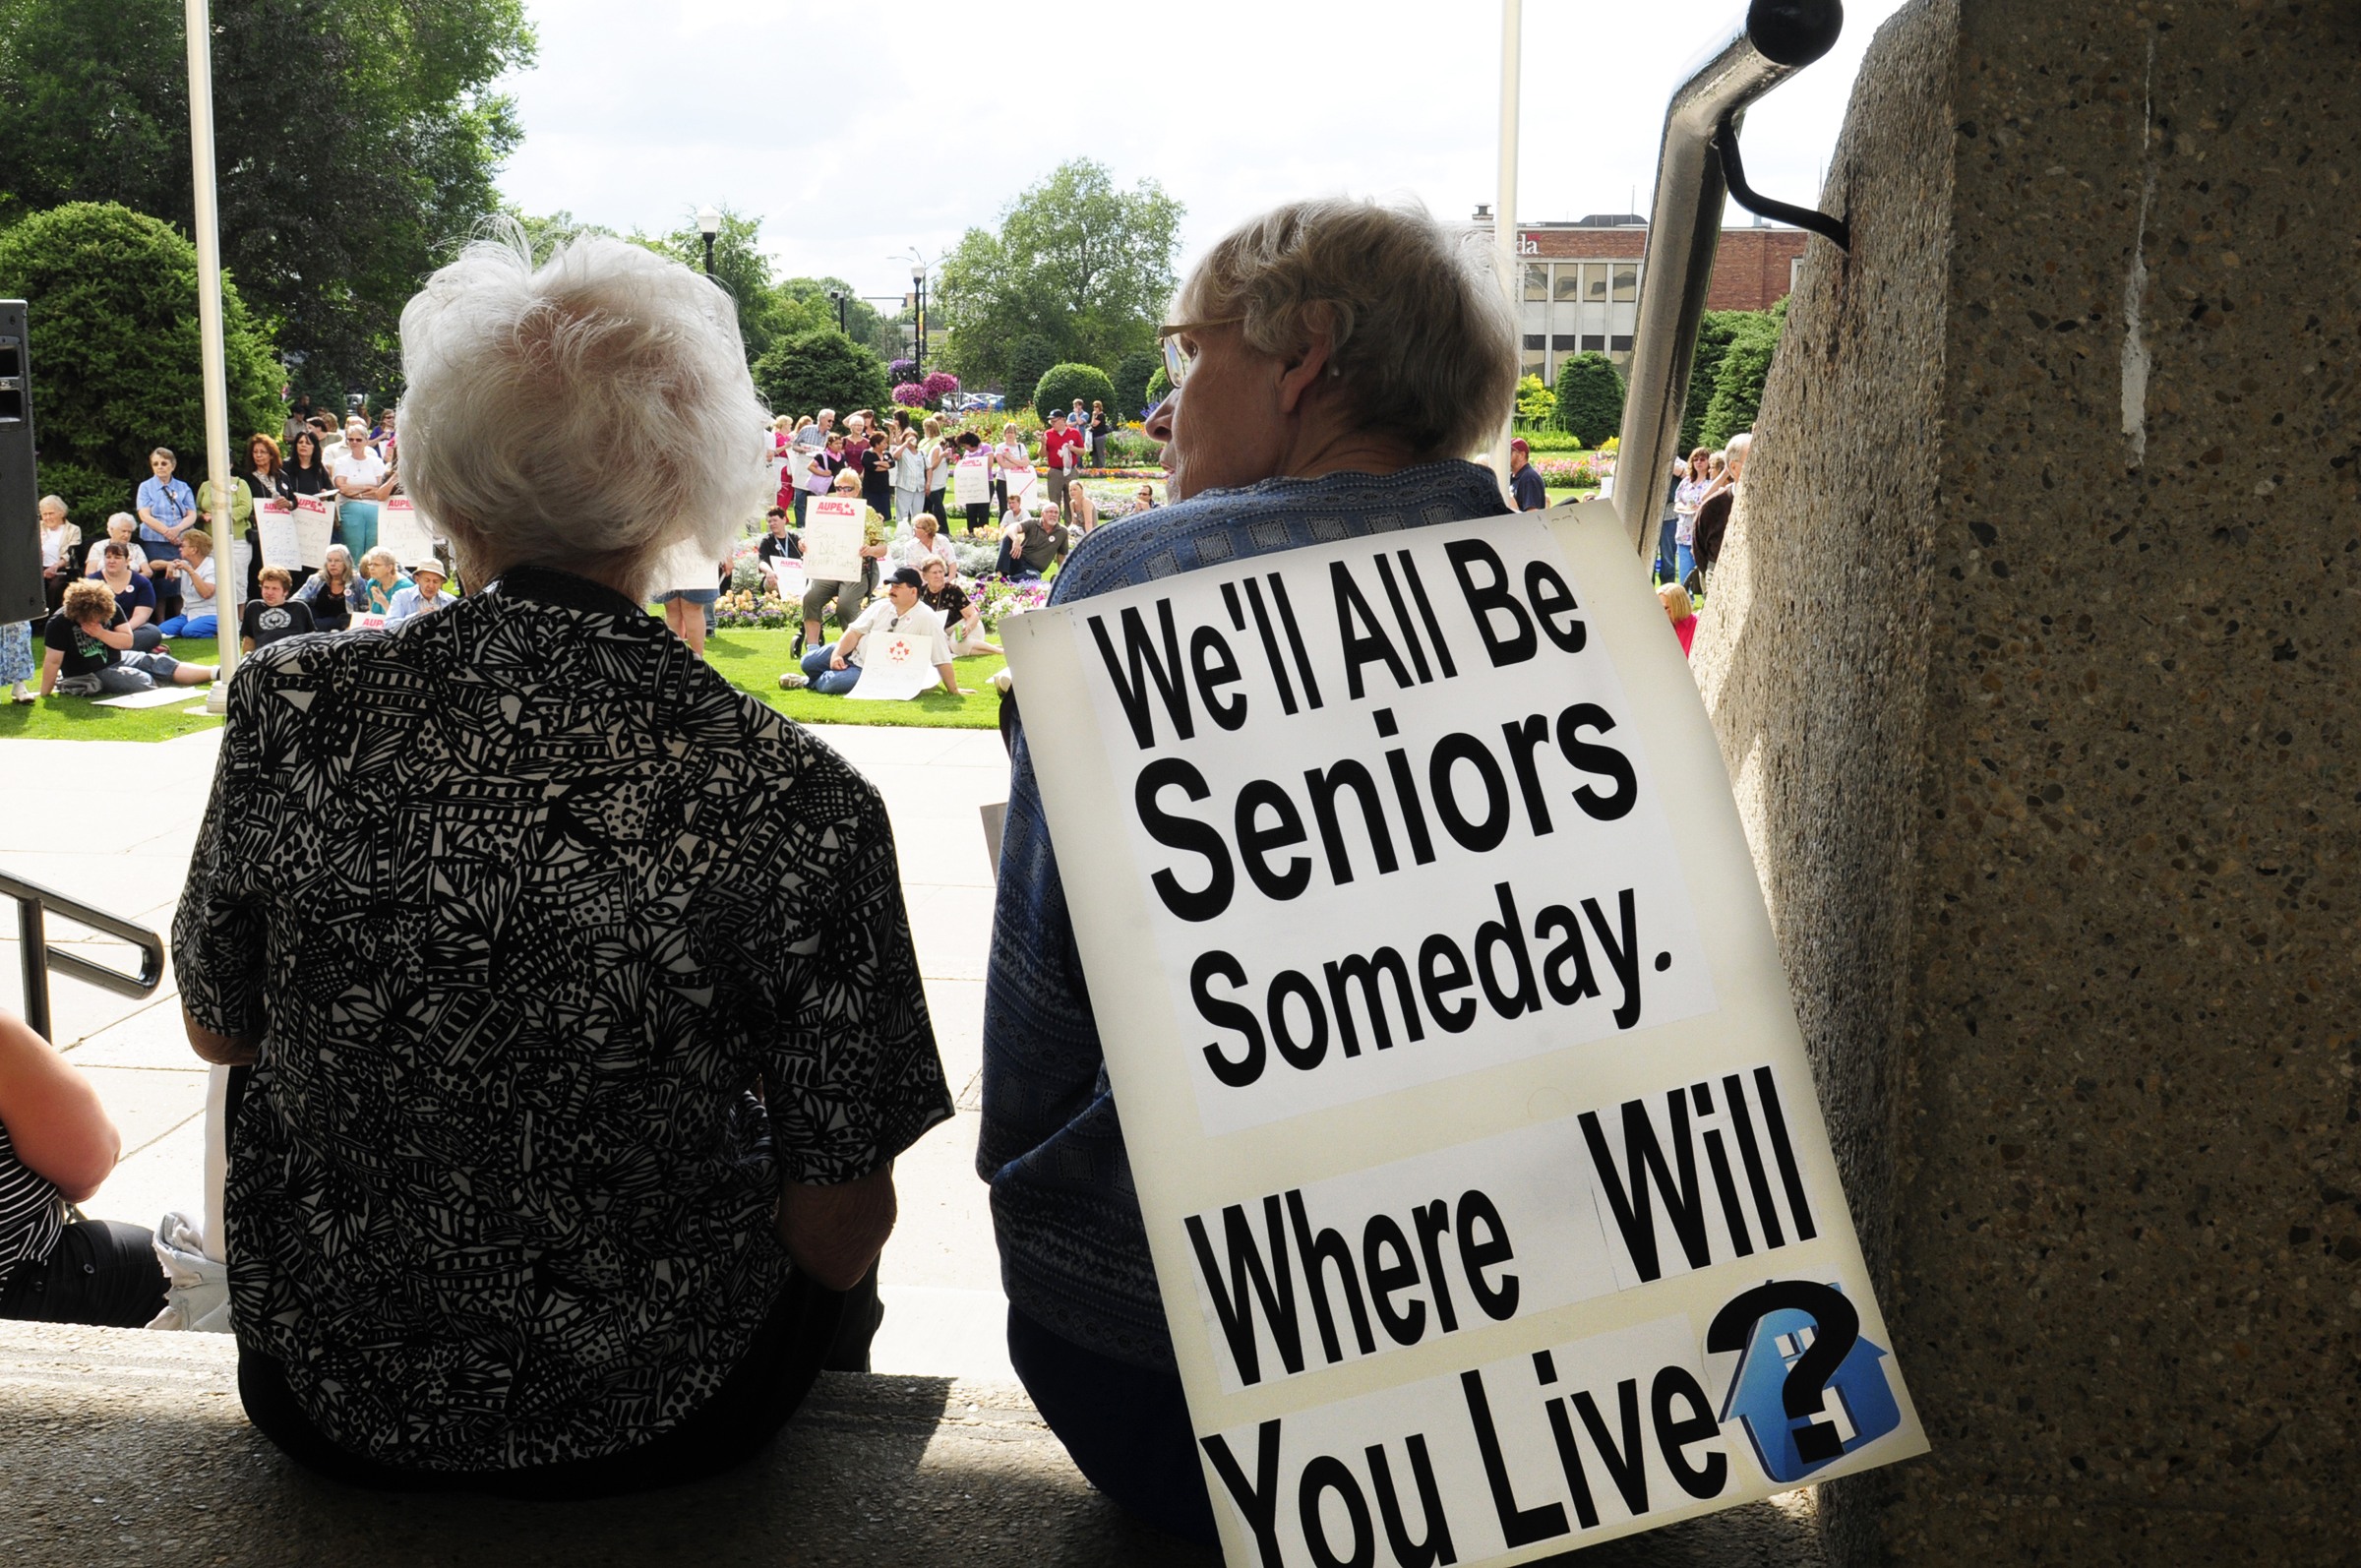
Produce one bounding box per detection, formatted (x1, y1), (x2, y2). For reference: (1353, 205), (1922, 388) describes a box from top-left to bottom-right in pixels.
(1552, 353), (1625, 446)
(1, 203), (280, 528)
(751, 329), (891, 421)
(1004, 335), (1059, 409)
(1515, 374), (1553, 426)
(935, 159), (1183, 389)
(1145, 364), (1172, 407)
(1678, 312), (1746, 453)
(1033, 363), (1118, 424)
(1112, 349), (1161, 419)
(0, 0), (536, 403)
(635, 207), (823, 365)
(1699, 308), (1785, 450)
(777, 277), (895, 360)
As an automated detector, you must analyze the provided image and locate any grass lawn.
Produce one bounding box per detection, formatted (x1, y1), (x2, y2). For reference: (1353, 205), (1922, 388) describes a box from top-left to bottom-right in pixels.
(0, 625), (1007, 744)
(703, 628), (1003, 731)
(0, 636), (226, 743)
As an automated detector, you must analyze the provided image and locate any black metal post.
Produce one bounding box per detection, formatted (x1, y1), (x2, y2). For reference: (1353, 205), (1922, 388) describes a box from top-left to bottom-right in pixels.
(701, 234), (715, 274)
(914, 275), (926, 383)
(17, 894), (47, 1044)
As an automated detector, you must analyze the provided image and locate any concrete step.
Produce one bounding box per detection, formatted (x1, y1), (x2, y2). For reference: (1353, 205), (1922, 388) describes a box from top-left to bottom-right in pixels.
(0, 1321), (1827, 1567)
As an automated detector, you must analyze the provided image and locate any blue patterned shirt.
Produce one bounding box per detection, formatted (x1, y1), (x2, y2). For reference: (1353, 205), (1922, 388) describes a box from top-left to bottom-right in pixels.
(979, 459), (1510, 1369)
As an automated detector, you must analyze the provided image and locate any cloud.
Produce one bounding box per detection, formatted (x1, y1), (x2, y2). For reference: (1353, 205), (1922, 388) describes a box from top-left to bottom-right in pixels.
(497, 0), (1913, 296)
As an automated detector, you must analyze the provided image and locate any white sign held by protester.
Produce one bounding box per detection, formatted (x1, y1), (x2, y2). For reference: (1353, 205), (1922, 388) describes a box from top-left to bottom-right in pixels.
(656, 537), (723, 597)
(846, 624), (938, 701)
(803, 496), (867, 582)
(1006, 467), (1038, 511)
(953, 454), (993, 508)
(377, 496), (438, 571)
(254, 498), (301, 572)
(1001, 501), (1924, 1568)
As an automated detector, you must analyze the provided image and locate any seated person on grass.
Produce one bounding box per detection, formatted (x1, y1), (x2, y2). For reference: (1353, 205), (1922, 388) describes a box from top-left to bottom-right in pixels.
(240, 568), (317, 653)
(355, 547), (411, 616)
(786, 567), (960, 696)
(155, 528), (220, 638)
(992, 504), (1069, 580)
(83, 513), (148, 577)
(756, 506), (801, 593)
(386, 559), (456, 626)
(89, 540), (163, 652)
(40, 579), (217, 697)
(919, 556), (999, 657)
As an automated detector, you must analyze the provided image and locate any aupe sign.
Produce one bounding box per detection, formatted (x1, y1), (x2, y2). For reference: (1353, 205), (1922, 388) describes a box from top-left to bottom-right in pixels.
(1004, 501), (1924, 1567)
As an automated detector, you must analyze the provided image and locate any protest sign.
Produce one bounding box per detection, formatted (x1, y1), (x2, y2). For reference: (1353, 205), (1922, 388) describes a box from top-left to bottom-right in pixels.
(846, 617), (940, 700)
(376, 496), (437, 570)
(769, 560), (809, 603)
(1006, 467), (1039, 511)
(656, 537), (723, 596)
(1001, 500), (1923, 1567)
(803, 496), (867, 582)
(255, 496), (335, 571)
(953, 454), (993, 508)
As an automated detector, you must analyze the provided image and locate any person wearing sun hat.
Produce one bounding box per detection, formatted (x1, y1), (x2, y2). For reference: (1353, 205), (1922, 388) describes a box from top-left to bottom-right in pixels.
(384, 558), (456, 626)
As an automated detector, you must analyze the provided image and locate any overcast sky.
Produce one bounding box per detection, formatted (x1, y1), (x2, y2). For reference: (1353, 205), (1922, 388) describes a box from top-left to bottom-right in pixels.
(496, 0), (1915, 300)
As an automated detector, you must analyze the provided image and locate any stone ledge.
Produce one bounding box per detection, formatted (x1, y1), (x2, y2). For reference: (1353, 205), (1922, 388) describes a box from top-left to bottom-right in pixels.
(0, 1322), (1826, 1567)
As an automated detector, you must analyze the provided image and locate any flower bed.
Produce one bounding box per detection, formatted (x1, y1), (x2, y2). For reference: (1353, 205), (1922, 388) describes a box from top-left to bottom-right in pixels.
(1077, 467), (1167, 480)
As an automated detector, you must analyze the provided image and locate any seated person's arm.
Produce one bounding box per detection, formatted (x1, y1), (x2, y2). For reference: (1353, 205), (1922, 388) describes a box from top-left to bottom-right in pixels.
(935, 660), (960, 696)
(0, 1010), (122, 1203)
(184, 1010), (258, 1066)
(831, 627), (865, 668)
(775, 1165), (897, 1291)
(36, 647), (62, 697)
(88, 619), (135, 650)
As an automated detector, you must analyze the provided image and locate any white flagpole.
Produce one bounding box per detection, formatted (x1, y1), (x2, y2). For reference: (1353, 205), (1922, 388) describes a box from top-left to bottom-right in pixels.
(1493, 0), (1523, 498)
(185, 0), (238, 710)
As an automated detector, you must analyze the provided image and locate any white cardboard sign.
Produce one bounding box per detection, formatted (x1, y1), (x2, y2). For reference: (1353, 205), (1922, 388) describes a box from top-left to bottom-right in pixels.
(1001, 501), (1923, 1567)
(846, 620), (938, 701)
(376, 495), (438, 571)
(803, 497), (868, 583)
(953, 454), (993, 508)
(256, 495), (336, 571)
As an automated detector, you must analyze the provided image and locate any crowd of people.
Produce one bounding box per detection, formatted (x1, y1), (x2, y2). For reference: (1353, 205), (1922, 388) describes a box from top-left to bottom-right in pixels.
(0, 196), (1754, 1553)
(4, 407), (461, 703)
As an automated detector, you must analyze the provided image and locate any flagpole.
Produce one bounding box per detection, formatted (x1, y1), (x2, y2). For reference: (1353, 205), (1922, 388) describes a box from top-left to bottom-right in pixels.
(1493, 0), (1523, 498)
(185, 0), (238, 710)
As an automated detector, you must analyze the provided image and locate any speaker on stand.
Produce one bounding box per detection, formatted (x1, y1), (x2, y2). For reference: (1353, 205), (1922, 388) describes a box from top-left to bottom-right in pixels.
(0, 301), (44, 627)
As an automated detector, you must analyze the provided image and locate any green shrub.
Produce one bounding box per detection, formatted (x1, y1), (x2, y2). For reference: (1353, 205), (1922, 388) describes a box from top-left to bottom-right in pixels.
(1679, 312), (1748, 453)
(1699, 314), (1783, 450)
(1145, 364), (1172, 406)
(752, 329), (892, 421)
(1551, 352), (1624, 447)
(1112, 349), (1161, 418)
(0, 202), (281, 530)
(1512, 426), (1587, 452)
(1032, 362), (1119, 426)
(1514, 374), (1553, 425)
(1003, 334), (1059, 409)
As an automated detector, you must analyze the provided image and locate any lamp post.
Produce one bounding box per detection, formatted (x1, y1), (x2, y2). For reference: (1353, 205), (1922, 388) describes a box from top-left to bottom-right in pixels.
(911, 266), (927, 382)
(827, 287), (848, 334)
(696, 206), (720, 275)
(184, 0), (237, 713)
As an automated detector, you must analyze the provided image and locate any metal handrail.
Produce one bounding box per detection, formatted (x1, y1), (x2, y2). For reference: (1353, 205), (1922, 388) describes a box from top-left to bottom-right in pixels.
(1613, 0), (1846, 553)
(2, 870), (166, 1043)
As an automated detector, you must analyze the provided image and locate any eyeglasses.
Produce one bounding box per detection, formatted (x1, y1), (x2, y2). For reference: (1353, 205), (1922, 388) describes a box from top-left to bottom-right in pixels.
(1156, 318), (1243, 392)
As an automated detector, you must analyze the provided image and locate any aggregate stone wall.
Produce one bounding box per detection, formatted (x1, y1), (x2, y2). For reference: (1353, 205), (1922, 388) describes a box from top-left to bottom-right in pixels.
(1691, 0), (2361, 1562)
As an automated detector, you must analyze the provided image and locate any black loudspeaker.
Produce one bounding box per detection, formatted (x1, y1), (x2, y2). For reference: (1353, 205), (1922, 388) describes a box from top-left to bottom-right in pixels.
(0, 301), (41, 625)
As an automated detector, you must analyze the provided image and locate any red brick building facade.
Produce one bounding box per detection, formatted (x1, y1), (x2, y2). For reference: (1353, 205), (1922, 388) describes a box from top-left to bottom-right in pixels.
(1479, 213), (1807, 385)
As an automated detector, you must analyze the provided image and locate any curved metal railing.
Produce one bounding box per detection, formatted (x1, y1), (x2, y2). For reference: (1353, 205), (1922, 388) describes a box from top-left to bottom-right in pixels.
(1613, 0), (1846, 552)
(3, 869), (166, 1043)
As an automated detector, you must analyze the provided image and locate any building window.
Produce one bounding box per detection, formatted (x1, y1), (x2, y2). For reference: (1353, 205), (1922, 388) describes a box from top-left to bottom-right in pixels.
(1581, 334), (1605, 352)
(1549, 334), (1579, 351)
(1790, 256), (1804, 293)
(1524, 263), (1549, 303)
(1585, 263), (1608, 301)
(1609, 334), (1634, 352)
(1552, 266), (1581, 303)
(1522, 333), (1544, 350)
(1523, 350), (1548, 382)
(1611, 266), (1638, 303)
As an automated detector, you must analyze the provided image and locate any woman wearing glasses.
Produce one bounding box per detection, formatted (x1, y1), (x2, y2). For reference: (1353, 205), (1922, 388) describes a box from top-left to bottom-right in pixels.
(978, 197), (1518, 1546)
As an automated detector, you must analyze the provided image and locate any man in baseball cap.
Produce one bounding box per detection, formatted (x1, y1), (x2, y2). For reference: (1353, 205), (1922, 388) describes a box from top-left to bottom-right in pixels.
(386, 558), (456, 627)
(1508, 437), (1547, 512)
(784, 565), (962, 696)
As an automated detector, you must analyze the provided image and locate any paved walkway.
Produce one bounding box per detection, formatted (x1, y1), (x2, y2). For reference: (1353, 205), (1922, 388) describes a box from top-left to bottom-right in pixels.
(0, 721), (1015, 1379)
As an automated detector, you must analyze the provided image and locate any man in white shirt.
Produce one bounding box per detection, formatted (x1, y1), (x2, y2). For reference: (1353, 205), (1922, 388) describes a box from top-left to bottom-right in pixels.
(787, 567), (958, 696)
(385, 560), (456, 626)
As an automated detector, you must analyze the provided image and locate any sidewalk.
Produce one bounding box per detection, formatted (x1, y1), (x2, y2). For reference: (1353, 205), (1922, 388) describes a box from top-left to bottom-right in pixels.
(0, 721), (1015, 1379)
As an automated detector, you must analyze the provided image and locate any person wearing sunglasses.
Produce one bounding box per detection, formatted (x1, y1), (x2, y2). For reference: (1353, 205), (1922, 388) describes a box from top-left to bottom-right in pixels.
(978, 196), (1519, 1547)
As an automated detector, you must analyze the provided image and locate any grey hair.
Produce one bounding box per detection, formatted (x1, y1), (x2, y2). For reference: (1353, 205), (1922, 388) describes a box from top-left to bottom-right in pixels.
(396, 225), (769, 594)
(1725, 431), (1754, 471)
(1173, 197), (1518, 460)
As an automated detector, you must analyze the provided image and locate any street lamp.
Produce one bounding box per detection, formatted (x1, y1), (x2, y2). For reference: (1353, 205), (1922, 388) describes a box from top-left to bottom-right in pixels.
(696, 205), (720, 274)
(911, 266), (927, 381)
(827, 287), (848, 334)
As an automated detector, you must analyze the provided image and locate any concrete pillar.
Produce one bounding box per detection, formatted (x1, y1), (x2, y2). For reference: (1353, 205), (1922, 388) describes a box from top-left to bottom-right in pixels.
(1693, 0), (2359, 1561)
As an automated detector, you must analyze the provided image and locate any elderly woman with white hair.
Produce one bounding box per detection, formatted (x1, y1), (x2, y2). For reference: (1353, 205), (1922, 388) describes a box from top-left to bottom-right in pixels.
(977, 197), (1518, 1544)
(171, 230), (951, 1496)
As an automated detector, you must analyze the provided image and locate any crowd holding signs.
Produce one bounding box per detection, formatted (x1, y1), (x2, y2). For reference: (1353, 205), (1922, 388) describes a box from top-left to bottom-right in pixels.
(1005, 499), (1923, 1567)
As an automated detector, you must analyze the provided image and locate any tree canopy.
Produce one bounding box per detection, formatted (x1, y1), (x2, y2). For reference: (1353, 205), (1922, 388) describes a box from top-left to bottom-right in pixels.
(1552, 353), (1625, 447)
(0, 0), (536, 405)
(935, 159), (1182, 391)
(1, 203), (280, 529)
(752, 329), (892, 422)
(1698, 303), (1786, 451)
